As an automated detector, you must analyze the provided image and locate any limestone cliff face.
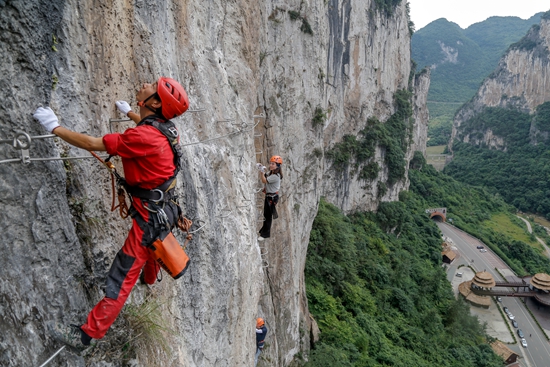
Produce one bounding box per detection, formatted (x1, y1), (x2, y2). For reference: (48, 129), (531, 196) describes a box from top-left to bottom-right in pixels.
(0, 1), (427, 366)
(452, 16), (550, 148)
(411, 68), (431, 158)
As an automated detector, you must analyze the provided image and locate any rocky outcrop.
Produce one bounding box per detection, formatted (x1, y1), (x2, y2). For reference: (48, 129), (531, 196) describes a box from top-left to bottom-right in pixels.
(451, 15), (550, 148)
(0, 1), (427, 366)
(411, 68), (431, 157)
(436, 40), (459, 65)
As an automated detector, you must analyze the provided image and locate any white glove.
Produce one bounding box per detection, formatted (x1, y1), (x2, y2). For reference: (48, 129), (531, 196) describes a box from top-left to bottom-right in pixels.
(33, 107), (60, 133)
(256, 163), (266, 173)
(115, 100), (132, 115)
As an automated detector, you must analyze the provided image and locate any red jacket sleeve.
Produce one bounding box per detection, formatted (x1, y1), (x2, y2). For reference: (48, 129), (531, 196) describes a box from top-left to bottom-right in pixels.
(103, 126), (164, 158)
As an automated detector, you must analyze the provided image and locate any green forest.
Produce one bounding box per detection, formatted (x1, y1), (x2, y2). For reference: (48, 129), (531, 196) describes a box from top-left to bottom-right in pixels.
(445, 103), (550, 220)
(304, 160), (550, 366)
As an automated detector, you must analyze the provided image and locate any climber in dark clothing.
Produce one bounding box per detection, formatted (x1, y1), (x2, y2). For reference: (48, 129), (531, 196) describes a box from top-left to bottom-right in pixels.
(257, 156), (283, 240)
(255, 318), (268, 366)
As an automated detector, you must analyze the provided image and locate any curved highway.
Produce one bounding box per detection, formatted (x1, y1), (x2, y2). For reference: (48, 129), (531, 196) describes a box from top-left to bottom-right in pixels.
(437, 222), (550, 367)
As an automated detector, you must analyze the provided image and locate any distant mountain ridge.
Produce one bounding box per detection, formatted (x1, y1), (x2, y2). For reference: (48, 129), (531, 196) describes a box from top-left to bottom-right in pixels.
(412, 14), (543, 103)
(412, 13), (543, 146)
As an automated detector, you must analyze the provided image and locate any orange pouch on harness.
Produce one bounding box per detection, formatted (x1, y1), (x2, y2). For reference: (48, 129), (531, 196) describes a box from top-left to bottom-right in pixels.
(150, 232), (190, 279)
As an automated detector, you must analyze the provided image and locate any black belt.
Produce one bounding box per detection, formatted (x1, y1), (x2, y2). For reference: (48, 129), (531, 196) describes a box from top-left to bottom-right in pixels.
(127, 187), (174, 202)
(125, 177), (176, 203)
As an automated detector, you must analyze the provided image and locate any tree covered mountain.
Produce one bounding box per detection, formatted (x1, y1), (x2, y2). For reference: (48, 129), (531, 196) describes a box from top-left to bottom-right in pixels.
(445, 11), (550, 219)
(445, 103), (550, 219)
(412, 14), (543, 145)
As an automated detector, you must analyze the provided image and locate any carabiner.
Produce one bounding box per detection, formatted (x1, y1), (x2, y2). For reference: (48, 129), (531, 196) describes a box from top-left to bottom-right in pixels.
(150, 189), (164, 203)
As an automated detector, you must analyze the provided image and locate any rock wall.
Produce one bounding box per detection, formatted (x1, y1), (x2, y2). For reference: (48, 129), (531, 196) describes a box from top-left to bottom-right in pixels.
(451, 15), (550, 147)
(0, 0), (427, 366)
(411, 68), (431, 158)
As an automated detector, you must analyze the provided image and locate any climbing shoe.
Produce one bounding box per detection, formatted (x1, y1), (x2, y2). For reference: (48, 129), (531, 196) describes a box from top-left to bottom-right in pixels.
(48, 322), (94, 352)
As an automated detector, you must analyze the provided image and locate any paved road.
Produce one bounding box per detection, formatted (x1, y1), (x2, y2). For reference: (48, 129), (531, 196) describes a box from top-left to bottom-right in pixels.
(437, 222), (550, 367)
(516, 216), (550, 258)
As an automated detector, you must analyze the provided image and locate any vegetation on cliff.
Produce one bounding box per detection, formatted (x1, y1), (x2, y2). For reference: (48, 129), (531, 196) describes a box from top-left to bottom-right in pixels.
(326, 90), (413, 186)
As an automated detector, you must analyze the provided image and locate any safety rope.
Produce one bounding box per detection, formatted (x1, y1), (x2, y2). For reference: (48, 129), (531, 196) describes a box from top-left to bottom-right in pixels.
(1, 114), (262, 165)
(108, 108), (207, 133)
(179, 116), (261, 147)
(177, 216), (193, 250)
(1, 112), (264, 240)
(88, 151), (129, 219)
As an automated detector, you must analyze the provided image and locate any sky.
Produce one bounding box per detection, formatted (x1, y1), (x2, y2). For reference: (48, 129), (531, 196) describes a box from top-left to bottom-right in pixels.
(408, 0), (550, 30)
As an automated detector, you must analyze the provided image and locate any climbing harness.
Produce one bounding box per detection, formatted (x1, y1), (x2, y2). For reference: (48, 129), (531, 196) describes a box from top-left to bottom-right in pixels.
(0, 131), (108, 165)
(266, 192), (279, 220)
(108, 108), (262, 239)
(94, 115), (196, 280)
(99, 116), (194, 225)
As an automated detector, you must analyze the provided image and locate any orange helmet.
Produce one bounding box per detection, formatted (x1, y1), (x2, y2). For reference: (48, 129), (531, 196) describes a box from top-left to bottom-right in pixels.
(256, 318), (265, 328)
(157, 77), (189, 119)
(270, 155), (283, 165)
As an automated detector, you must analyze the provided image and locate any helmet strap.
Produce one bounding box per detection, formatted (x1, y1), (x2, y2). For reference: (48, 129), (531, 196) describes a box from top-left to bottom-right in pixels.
(138, 92), (163, 117)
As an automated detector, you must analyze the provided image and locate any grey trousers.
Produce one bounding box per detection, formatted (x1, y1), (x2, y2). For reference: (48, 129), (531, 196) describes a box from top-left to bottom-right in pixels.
(254, 348), (262, 366)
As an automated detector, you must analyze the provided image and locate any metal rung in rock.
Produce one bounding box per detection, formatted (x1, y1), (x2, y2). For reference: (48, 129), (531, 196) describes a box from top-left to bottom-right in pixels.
(216, 209), (233, 218)
(217, 118), (236, 123)
(108, 118), (132, 123)
(0, 131), (107, 165)
(38, 345), (66, 367)
(189, 221), (207, 234)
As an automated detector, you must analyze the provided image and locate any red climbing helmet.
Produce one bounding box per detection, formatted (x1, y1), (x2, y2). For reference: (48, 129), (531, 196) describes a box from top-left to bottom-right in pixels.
(256, 318), (265, 328)
(270, 155), (283, 165)
(157, 77), (189, 119)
